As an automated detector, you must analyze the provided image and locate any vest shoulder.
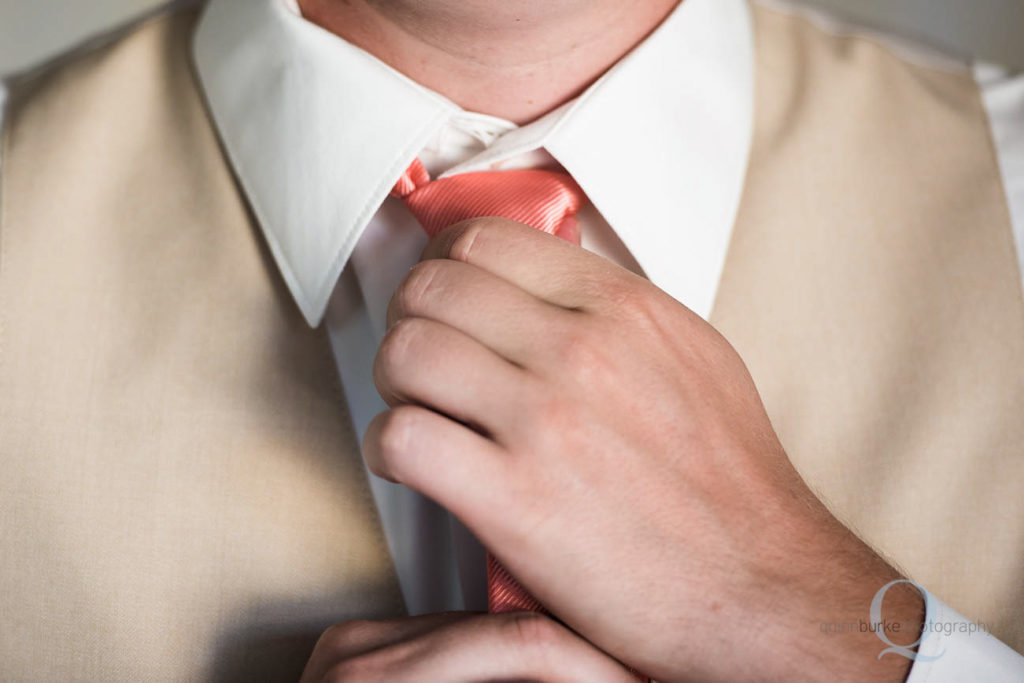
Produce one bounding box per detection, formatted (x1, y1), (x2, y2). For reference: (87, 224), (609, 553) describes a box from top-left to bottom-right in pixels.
(4, 1), (204, 130)
(748, 0), (991, 124)
(0, 0), (229, 270)
(750, 0), (973, 76)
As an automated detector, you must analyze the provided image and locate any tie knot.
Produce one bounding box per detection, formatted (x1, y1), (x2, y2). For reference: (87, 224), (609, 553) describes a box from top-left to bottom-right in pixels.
(391, 158), (587, 241)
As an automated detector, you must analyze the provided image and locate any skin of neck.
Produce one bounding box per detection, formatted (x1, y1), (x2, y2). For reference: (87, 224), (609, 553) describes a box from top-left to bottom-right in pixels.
(297, 0), (681, 124)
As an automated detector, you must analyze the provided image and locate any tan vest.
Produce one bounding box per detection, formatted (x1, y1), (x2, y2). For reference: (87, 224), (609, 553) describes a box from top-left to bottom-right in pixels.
(1, 3), (1021, 679)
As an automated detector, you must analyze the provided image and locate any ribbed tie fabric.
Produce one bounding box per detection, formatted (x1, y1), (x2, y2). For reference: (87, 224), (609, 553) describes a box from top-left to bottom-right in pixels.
(391, 158), (584, 615)
(392, 158), (585, 245)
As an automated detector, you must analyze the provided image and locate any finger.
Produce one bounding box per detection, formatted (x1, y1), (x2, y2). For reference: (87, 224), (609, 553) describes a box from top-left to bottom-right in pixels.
(420, 217), (628, 310)
(328, 613), (636, 683)
(386, 258), (572, 367)
(373, 316), (534, 442)
(302, 613), (475, 682)
(363, 405), (509, 521)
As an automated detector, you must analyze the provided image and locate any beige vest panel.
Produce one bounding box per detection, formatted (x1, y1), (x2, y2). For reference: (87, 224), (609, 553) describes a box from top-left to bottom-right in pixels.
(0, 8), (402, 681)
(0, 3), (1021, 679)
(713, 4), (1024, 649)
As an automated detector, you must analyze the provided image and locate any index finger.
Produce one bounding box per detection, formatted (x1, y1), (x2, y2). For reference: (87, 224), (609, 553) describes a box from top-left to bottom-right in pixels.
(301, 613), (473, 683)
(330, 613), (637, 683)
(420, 217), (629, 311)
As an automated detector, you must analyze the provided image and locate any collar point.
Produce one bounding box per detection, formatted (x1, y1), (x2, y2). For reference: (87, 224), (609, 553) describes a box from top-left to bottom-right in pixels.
(295, 295), (330, 329)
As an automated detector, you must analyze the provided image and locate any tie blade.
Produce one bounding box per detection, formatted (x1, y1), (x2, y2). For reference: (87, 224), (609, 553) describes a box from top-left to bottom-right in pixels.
(395, 157), (644, 676)
(485, 554), (650, 681)
(486, 552), (547, 614)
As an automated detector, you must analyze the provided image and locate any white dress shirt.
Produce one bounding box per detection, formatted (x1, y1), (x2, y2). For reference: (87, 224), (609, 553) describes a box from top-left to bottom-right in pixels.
(3, 0), (1024, 678)
(193, 0), (755, 619)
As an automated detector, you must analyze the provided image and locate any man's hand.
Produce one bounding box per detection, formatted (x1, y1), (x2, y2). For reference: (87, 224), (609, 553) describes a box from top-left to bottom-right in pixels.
(365, 218), (923, 682)
(299, 612), (635, 682)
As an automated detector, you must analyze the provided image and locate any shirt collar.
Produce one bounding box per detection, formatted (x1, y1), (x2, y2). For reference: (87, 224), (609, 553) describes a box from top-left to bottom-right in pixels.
(193, 0), (753, 326)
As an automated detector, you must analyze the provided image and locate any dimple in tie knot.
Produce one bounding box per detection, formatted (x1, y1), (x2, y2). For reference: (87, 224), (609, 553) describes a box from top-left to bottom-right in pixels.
(391, 158), (586, 242)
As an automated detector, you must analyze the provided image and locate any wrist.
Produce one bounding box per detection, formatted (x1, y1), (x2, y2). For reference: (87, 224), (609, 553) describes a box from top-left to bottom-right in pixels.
(758, 513), (925, 682)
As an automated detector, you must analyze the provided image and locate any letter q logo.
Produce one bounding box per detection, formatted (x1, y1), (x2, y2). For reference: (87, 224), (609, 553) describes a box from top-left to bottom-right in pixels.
(870, 579), (945, 662)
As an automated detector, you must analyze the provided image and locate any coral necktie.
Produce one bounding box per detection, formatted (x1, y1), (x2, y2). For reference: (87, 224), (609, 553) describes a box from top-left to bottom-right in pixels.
(391, 158), (585, 614)
(392, 159), (649, 681)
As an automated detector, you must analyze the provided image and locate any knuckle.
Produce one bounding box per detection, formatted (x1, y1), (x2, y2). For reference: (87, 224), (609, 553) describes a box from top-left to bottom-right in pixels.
(377, 317), (424, 374)
(318, 620), (376, 650)
(530, 393), (584, 437)
(553, 319), (591, 354)
(552, 319), (614, 385)
(396, 259), (446, 314)
(375, 408), (420, 472)
(605, 280), (653, 318)
(445, 220), (489, 263)
(586, 273), (660, 322)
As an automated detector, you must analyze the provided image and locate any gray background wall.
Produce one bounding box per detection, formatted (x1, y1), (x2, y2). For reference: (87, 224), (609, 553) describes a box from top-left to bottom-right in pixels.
(1, 0), (1022, 76)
